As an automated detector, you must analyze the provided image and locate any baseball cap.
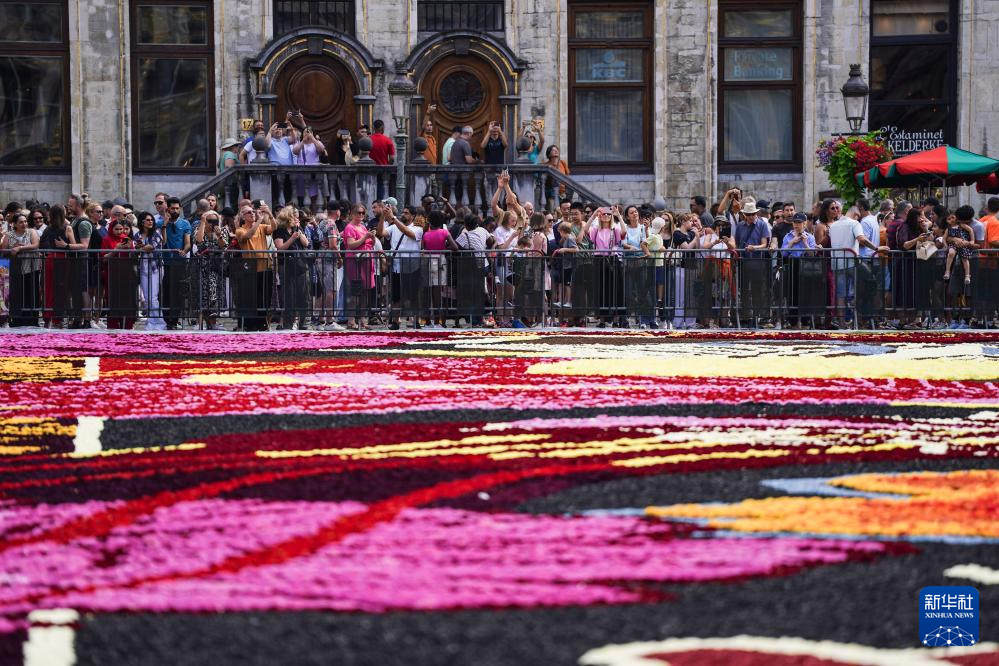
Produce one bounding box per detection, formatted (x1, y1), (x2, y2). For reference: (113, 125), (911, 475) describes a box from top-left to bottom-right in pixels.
(792, 213), (807, 222)
(381, 196), (398, 208)
(756, 199), (771, 211)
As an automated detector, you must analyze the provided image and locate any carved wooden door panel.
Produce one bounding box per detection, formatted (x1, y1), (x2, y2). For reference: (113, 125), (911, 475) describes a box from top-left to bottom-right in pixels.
(274, 54), (358, 148)
(420, 55), (502, 163)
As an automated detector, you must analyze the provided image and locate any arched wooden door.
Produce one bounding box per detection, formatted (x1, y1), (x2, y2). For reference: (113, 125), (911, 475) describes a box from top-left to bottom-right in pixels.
(274, 54), (358, 147)
(420, 55), (502, 162)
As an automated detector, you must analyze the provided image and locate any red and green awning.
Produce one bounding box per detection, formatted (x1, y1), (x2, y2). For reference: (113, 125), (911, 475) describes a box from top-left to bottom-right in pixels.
(856, 145), (999, 188)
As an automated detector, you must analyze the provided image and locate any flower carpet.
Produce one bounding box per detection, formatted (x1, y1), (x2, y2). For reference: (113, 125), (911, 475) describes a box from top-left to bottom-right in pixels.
(1, 330), (998, 665)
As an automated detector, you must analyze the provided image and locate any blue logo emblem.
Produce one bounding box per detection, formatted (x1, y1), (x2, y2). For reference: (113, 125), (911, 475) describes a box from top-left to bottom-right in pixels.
(919, 586), (979, 647)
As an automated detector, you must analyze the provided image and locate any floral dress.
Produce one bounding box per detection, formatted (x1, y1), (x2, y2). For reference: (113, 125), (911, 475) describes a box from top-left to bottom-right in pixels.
(197, 229), (224, 310)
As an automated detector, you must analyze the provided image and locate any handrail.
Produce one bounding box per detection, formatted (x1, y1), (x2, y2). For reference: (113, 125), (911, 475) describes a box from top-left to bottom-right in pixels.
(178, 162), (611, 214)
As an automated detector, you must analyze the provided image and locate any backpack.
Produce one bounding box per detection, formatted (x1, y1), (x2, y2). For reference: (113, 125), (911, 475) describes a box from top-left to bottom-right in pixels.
(72, 217), (104, 253)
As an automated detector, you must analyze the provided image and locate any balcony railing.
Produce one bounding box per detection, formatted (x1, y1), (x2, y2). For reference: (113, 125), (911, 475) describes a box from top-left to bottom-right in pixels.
(179, 162), (609, 215)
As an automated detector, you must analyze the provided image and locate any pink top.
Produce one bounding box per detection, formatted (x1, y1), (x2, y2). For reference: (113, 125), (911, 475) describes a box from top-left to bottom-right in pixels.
(422, 228), (449, 252)
(589, 226), (621, 254)
(342, 222), (374, 251)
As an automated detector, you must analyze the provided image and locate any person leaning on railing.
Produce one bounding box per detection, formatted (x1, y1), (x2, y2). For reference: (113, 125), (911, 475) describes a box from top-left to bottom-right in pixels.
(1, 211), (41, 327)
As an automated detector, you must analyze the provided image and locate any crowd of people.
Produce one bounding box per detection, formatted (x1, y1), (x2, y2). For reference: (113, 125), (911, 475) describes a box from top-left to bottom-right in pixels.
(2, 178), (998, 331)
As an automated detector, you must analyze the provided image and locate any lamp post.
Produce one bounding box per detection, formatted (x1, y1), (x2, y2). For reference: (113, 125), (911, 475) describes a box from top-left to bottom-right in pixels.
(388, 65), (417, 205)
(841, 64), (870, 135)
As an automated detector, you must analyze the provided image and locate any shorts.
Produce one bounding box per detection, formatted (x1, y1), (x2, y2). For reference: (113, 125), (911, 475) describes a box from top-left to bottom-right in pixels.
(655, 266), (666, 286)
(553, 267), (573, 285)
(427, 255), (448, 287)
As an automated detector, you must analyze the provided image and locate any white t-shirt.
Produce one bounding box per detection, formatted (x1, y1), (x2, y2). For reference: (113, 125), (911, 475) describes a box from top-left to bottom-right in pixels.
(386, 222), (424, 272)
(828, 216), (864, 270)
(858, 214), (879, 258)
(971, 219), (986, 243)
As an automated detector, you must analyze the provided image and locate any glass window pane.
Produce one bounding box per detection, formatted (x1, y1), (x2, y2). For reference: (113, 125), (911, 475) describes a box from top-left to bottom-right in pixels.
(0, 3), (63, 43)
(724, 48), (793, 81)
(873, 0), (950, 36)
(574, 89), (644, 163)
(0, 56), (65, 167)
(723, 89), (792, 162)
(137, 5), (208, 45)
(136, 58), (209, 167)
(870, 104), (949, 156)
(870, 44), (948, 100)
(575, 49), (644, 84)
(723, 10), (793, 38)
(573, 11), (645, 39)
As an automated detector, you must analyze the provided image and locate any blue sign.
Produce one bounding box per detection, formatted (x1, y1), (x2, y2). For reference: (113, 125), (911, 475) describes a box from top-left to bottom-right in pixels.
(919, 586), (979, 647)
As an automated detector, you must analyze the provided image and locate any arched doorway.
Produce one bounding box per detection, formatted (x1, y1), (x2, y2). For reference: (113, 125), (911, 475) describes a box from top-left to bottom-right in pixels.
(420, 56), (503, 162)
(249, 29), (384, 141)
(404, 32), (526, 164)
(273, 54), (358, 145)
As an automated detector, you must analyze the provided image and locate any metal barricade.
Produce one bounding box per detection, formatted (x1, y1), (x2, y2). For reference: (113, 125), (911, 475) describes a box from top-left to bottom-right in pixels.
(11, 247), (997, 330)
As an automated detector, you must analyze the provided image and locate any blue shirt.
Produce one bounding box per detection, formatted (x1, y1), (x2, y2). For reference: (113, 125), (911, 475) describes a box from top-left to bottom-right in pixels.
(162, 218), (192, 263)
(734, 217), (771, 258)
(780, 230), (817, 257)
(268, 138), (294, 165)
(154, 213), (164, 229)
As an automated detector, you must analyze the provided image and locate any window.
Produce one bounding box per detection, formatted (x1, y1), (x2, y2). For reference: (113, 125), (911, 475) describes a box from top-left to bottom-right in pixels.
(417, 1), (504, 33)
(274, 1), (355, 37)
(0, 1), (69, 170)
(131, 1), (214, 171)
(568, 2), (652, 172)
(718, 1), (801, 171)
(869, 0), (955, 156)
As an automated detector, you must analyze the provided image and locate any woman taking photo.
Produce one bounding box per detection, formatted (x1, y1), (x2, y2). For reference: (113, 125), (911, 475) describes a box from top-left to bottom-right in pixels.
(100, 218), (138, 329)
(341, 203), (375, 329)
(194, 210), (226, 330)
(272, 206), (311, 330)
(2, 212), (41, 326)
(134, 211), (166, 330)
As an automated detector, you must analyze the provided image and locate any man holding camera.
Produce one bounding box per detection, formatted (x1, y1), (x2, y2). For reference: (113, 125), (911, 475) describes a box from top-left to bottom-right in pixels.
(378, 200), (423, 329)
(265, 116), (297, 205)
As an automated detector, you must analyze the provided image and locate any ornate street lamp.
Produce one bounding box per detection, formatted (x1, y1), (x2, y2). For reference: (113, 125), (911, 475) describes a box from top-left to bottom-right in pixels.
(841, 64), (870, 135)
(388, 64), (417, 204)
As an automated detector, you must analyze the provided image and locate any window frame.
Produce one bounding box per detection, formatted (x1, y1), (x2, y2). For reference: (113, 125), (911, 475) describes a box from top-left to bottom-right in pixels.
(0, 0), (71, 173)
(130, 0), (215, 174)
(717, 0), (802, 173)
(868, 0), (958, 152)
(273, 1), (356, 38)
(567, 1), (653, 174)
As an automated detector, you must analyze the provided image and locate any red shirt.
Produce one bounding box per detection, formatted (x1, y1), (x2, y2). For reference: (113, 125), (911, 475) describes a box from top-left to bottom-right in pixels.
(368, 132), (396, 165)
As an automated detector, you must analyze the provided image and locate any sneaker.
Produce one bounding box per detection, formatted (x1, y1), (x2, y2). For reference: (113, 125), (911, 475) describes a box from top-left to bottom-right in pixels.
(291, 322), (299, 331)
(512, 319), (527, 329)
(325, 321), (345, 331)
(551, 301), (563, 308)
(91, 319), (106, 330)
(957, 322), (970, 330)
(211, 322), (226, 331)
(389, 322), (400, 331)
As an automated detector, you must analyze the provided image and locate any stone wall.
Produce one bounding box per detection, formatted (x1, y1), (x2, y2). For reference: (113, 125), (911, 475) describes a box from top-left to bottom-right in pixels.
(3, 0), (999, 213)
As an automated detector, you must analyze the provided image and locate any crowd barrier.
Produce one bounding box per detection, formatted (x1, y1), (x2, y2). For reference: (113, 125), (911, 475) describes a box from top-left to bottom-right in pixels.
(4, 248), (998, 329)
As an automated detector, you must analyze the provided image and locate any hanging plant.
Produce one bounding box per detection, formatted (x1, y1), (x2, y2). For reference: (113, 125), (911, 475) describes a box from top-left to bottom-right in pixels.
(816, 131), (893, 204)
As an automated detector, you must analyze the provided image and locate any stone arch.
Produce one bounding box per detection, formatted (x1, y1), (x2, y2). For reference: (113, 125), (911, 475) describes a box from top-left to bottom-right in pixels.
(249, 28), (384, 128)
(403, 31), (527, 162)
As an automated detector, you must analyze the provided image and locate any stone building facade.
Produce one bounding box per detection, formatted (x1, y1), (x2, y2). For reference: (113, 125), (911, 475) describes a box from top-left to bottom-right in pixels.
(1, 0), (997, 210)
